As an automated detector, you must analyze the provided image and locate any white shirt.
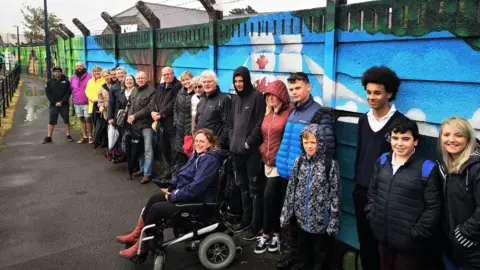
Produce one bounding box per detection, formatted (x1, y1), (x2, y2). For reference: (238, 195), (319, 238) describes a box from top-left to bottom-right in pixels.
(391, 148), (415, 175)
(125, 89), (133, 99)
(367, 104), (397, 132)
(391, 152), (400, 175)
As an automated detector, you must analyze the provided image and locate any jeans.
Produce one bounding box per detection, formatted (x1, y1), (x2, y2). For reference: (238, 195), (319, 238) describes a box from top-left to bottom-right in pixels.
(139, 128), (153, 176)
(232, 151), (264, 229)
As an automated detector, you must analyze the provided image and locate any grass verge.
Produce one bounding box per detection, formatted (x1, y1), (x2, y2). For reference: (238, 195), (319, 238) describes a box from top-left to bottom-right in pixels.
(0, 81), (23, 147)
(69, 111), (81, 131)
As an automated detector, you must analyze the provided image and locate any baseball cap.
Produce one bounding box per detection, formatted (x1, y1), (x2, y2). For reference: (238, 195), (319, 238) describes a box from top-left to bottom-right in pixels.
(52, 66), (62, 72)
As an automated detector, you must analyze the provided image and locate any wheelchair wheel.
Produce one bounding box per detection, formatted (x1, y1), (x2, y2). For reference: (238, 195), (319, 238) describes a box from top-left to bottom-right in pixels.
(153, 251), (165, 270)
(198, 233), (236, 270)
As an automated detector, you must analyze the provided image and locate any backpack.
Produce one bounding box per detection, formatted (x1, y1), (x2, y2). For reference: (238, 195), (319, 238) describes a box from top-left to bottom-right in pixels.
(379, 153), (435, 183)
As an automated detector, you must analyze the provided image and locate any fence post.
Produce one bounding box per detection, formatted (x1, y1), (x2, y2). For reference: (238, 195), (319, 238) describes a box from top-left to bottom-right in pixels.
(1, 79), (5, 118)
(321, 0), (342, 108)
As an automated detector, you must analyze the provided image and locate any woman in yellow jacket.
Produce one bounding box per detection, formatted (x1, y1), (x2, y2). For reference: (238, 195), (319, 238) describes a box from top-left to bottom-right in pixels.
(85, 66), (105, 142)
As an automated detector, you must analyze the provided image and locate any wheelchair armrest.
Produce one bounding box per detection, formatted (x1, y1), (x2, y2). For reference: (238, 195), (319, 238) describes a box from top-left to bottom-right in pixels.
(174, 202), (217, 208)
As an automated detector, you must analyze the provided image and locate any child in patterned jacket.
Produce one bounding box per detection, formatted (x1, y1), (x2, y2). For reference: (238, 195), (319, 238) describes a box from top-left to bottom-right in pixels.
(280, 123), (341, 269)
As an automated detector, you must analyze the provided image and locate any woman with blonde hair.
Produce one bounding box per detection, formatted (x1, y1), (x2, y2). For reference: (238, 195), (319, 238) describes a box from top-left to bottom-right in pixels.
(85, 66), (105, 143)
(438, 117), (480, 270)
(254, 80), (293, 254)
(190, 76), (203, 132)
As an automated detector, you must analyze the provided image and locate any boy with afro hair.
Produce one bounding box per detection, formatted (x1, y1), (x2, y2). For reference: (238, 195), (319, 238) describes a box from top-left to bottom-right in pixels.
(353, 66), (407, 270)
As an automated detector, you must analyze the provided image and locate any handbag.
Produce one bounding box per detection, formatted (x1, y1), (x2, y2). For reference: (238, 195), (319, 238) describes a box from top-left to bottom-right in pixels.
(183, 135), (194, 157)
(116, 98), (130, 127)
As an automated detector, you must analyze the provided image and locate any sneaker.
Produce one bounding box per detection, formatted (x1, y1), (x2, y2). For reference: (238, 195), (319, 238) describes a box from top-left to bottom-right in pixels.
(42, 136), (52, 144)
(254, 236), (271, 254)
(66, 135), (74, 142)
(88, 137), (94, 144)
(268, 236), (281, 252)
(232, 222), (250, 233)
(77, 137), (87, 144)
(243, 227), (260, 241)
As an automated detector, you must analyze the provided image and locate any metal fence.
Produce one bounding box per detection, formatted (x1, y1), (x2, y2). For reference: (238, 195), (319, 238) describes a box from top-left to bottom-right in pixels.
(0, 64), (20, 126)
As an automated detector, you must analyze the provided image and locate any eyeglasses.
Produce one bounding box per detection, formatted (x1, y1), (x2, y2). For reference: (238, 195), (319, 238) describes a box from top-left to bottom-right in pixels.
(195, 86), (203, 89)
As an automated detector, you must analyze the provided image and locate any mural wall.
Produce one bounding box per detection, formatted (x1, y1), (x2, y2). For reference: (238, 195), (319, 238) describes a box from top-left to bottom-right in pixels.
(11, 0), (480, 249)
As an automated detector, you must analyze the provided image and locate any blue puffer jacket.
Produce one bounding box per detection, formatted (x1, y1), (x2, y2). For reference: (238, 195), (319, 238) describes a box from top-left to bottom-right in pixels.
(169, 149), (226, 202)
(276, 95), (334, 179)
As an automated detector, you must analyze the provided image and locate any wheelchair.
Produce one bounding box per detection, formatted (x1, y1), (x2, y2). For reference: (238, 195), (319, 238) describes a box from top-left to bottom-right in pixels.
(131, 157), (242, 270)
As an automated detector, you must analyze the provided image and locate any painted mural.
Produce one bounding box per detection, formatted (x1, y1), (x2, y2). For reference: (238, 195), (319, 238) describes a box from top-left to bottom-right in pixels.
(0, 47), (18, 72)
(16, 0), (480, 250)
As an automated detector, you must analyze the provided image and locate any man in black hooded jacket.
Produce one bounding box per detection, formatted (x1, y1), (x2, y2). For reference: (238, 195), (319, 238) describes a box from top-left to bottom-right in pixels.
(230, 66), (266, 240)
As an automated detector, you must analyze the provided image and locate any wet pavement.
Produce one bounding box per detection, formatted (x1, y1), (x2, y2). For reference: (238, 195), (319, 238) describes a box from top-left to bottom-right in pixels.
(0, 77), (279, 270)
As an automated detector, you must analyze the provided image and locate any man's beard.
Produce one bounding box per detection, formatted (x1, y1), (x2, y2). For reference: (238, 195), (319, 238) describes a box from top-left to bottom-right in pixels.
(75, 68), (86, 76)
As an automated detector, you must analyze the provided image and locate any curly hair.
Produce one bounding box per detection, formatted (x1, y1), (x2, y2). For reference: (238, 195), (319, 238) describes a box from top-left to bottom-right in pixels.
(361, 66), (401, 101)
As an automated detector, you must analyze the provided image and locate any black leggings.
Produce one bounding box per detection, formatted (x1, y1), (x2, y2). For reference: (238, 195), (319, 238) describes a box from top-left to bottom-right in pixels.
(142, 192), (180, 225)
(263, 176), (287, 235)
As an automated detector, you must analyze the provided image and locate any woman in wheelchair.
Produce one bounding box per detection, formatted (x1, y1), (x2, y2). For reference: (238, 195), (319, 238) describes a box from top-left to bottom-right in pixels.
(116, 128), (226, 258)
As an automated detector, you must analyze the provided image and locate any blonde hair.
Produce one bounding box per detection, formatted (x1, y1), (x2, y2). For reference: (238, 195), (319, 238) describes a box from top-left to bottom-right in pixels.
(101, 70), (109, 76)
(92, 66), (102, 73)
(180, 71), (194, 81)
(191, 76), (201, 86)
(265, 93), (284, 115)
(301, 131), (316, 141)
(438, 117), (477, 173)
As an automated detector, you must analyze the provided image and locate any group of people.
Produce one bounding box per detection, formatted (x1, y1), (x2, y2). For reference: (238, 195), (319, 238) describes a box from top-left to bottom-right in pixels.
(44, 62), (480, 270)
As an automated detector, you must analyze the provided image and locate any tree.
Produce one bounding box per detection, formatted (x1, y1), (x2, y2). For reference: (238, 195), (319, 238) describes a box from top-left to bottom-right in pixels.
(21, 4), (63, 44)
(229, 5), (258, 15)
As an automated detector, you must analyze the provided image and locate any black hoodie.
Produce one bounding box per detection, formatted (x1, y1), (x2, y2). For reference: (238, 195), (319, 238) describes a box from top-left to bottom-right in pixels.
(45, 74), (71, 107)
(439, 139), (480, 268)
(229, 66), (266, 155)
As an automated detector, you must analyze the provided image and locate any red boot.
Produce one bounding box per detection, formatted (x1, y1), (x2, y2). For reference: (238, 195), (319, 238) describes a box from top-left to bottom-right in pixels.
(119, 237), (144, 259)
(116, 216), (144, 245)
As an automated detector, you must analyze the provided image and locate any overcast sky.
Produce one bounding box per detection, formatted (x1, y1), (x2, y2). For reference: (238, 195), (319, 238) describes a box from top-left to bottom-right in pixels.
(0, 0), (372, 36)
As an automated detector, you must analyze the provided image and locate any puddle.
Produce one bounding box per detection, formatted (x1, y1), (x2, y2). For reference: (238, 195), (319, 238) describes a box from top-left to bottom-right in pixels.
(24, 85), (45, 97)
(23, 85), (48, 122)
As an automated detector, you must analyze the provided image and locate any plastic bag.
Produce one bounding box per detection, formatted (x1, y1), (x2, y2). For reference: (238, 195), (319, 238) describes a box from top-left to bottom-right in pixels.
(108, 124), (119, 150)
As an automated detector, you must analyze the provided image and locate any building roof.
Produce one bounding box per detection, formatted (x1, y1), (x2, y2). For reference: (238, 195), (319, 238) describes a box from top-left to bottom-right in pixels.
(111, 1), (210, 30)
(0, 33), (28, 45)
